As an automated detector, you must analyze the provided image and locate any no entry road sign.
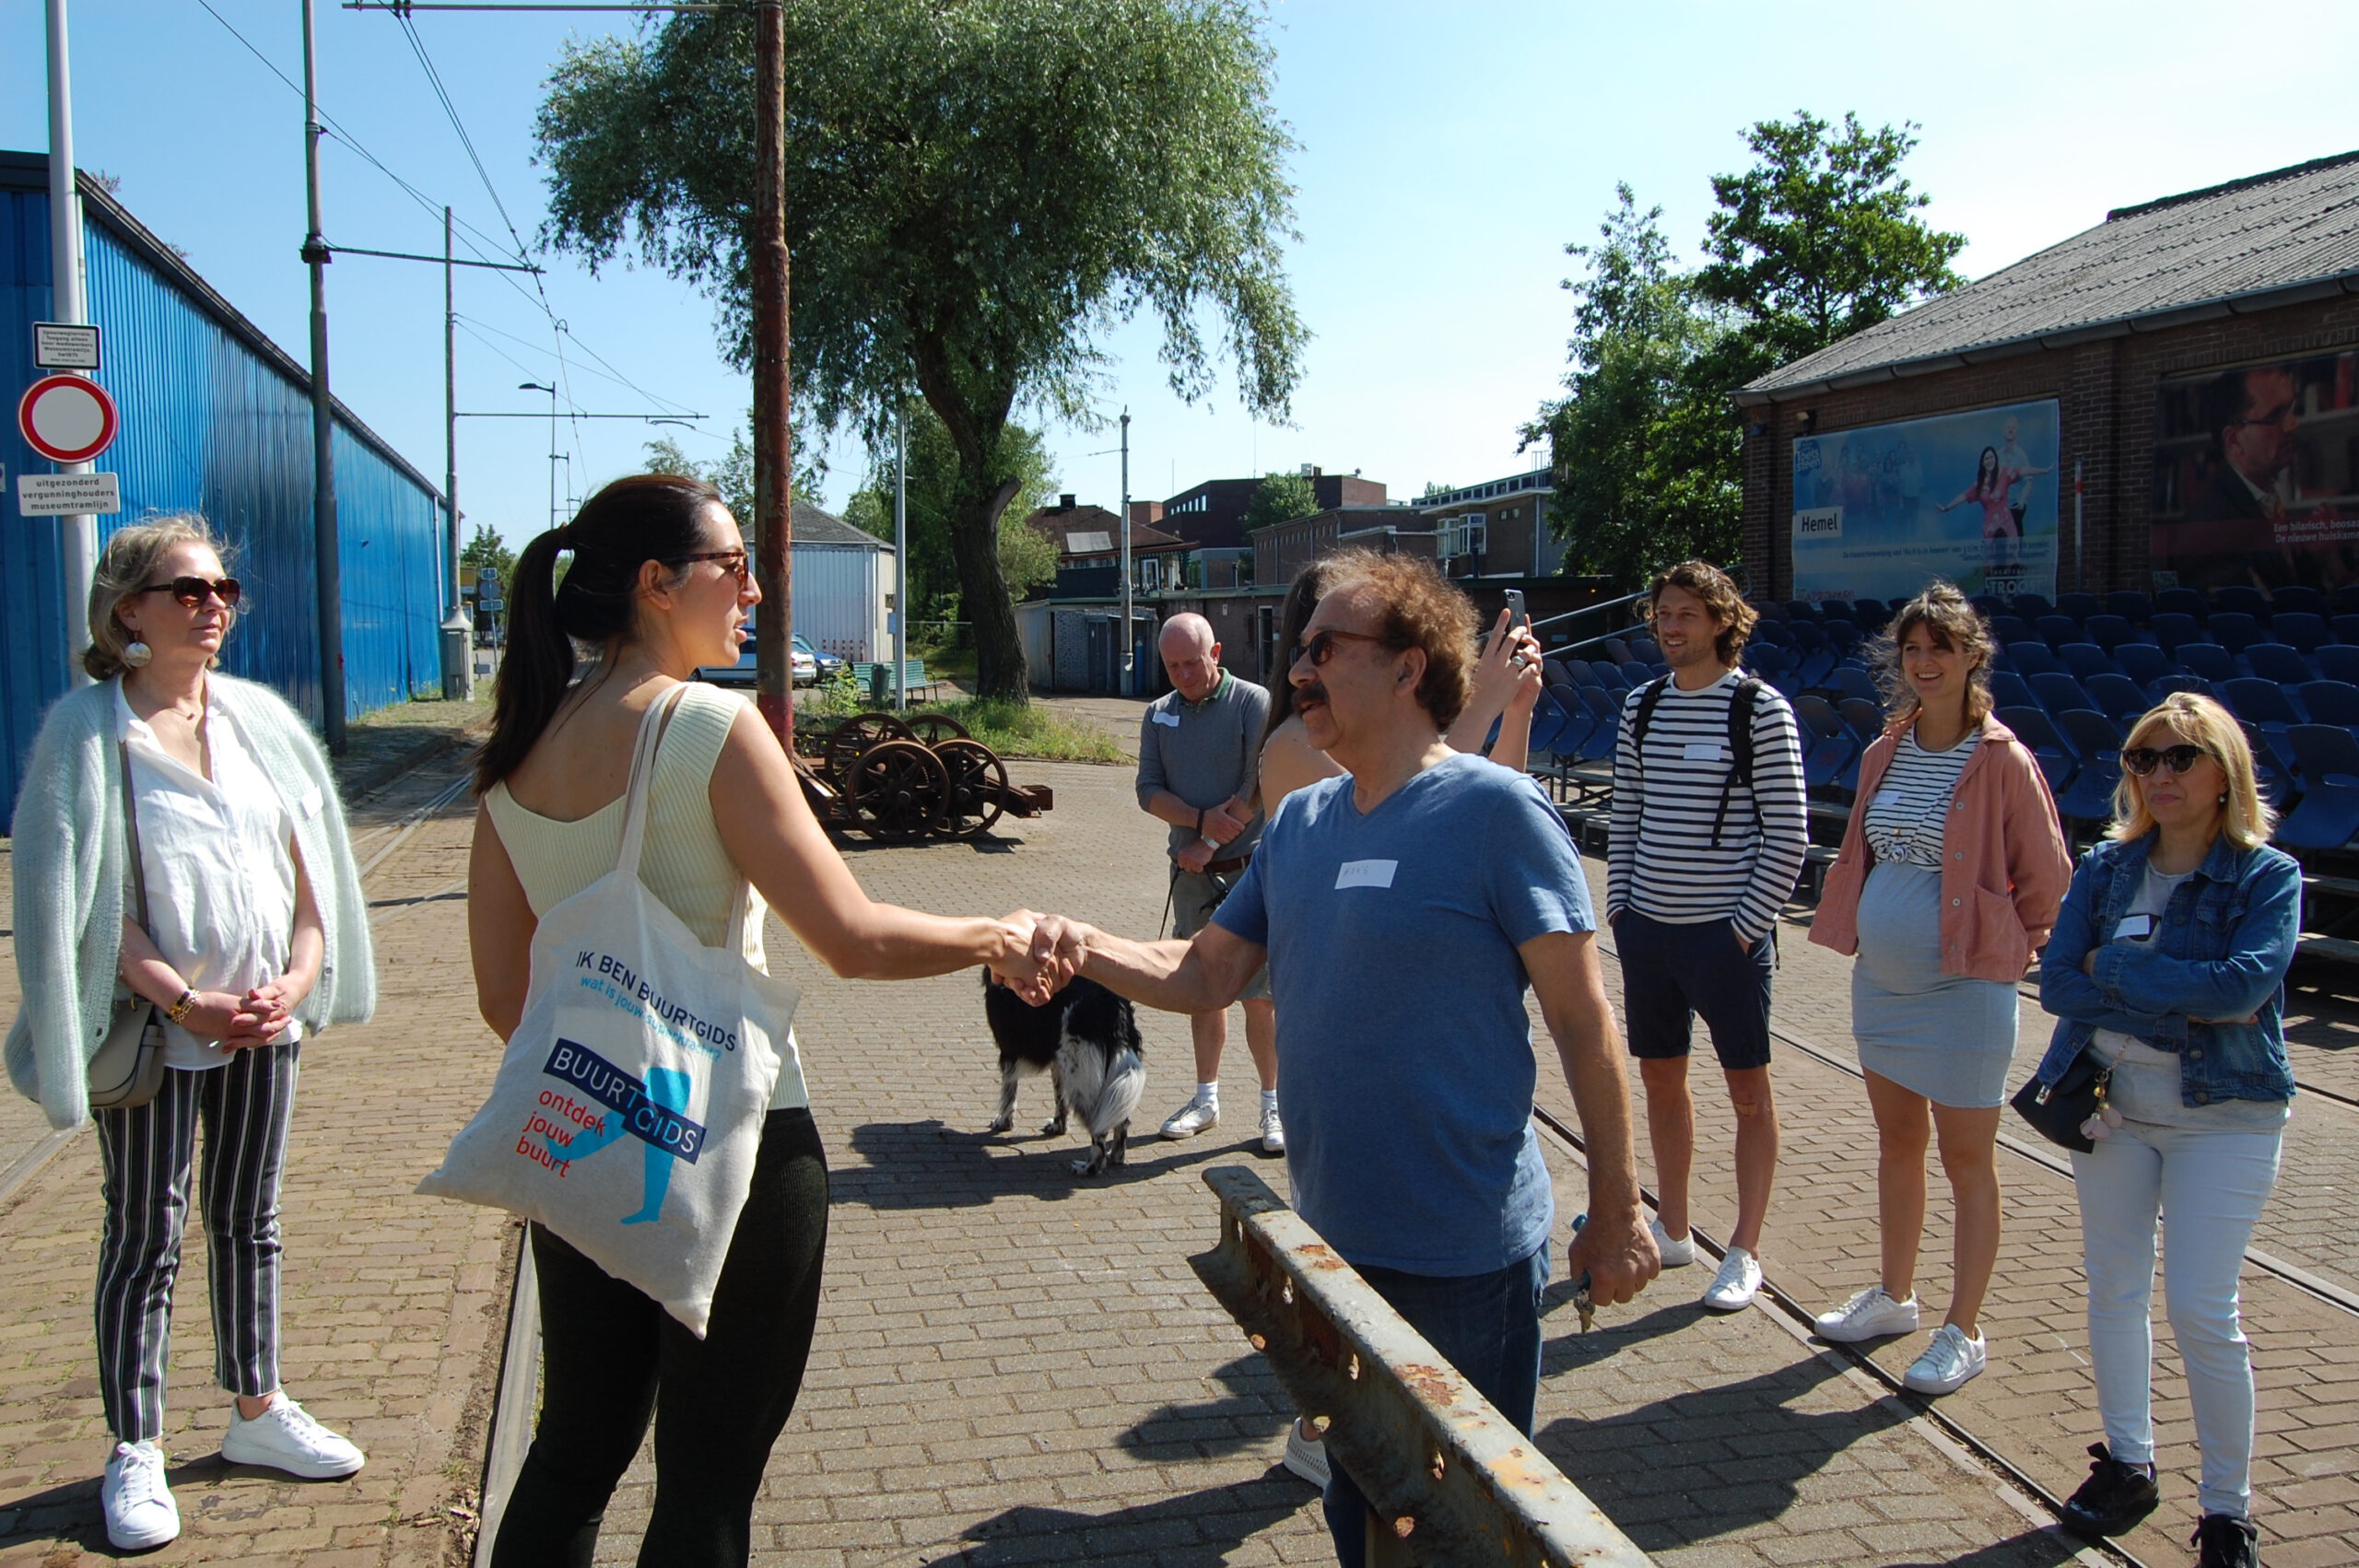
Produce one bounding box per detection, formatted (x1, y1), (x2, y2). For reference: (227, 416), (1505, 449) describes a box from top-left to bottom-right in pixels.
(17, 374), (120, 464)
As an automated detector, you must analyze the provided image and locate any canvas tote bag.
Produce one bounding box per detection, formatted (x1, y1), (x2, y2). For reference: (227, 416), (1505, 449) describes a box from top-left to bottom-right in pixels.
(419, 685), (796, 1335)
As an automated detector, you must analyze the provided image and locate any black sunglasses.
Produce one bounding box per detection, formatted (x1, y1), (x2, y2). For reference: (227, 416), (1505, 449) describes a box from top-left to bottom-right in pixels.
(2121, 743), (2210, 778)
(138, 575), (242, 608)
(1296, 627), (1393, 666)
(664, 548), (751, 586)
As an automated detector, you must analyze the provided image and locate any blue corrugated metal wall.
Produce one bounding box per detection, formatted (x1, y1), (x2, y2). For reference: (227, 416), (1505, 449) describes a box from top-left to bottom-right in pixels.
(1, 164), (448, 833)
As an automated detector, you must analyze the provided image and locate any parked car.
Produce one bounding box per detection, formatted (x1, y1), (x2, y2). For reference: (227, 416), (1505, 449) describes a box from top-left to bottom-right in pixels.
(694, 621), (816, 688)
(794, 633), (845, 686)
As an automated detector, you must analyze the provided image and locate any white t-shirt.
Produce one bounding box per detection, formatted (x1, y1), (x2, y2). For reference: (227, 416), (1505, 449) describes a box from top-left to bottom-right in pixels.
(118, 687), (303, 1070)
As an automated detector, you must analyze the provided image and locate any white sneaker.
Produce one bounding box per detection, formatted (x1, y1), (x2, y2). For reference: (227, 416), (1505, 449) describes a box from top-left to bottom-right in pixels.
(1161, 1097), (1219, 1141)
(1283, 1418), (1329, 1488)
(1650, 1217), (1696, 1269)
(1813, 1286), (1921, 1343)
(1260, 1104), (1285, 1154)
(1702, 1246), (1763, 1311)
(101, 1439), (180, 1550)
(221, 1395), (365, 1479)
(1903, 1324), (1988, 1394)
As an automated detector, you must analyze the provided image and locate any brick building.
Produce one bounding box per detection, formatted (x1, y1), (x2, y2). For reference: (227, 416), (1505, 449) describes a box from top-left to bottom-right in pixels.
(1158, 465), (1388, 550)
(1735, 152), (2359, 605)
(1418, 467), (1561, 579)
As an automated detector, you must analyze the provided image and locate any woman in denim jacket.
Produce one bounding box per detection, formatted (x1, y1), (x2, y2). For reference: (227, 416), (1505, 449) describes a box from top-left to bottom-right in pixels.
(2036, 693), (2297, 1568)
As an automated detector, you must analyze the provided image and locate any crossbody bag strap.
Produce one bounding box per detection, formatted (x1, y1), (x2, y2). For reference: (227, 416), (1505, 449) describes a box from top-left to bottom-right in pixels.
(117, 737), (152, 932)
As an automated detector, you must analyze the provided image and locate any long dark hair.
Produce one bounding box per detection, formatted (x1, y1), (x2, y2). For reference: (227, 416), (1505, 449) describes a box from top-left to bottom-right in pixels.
(1973, 446), (2001, 496)
(475, 473), (727, 792)
(1262, 557), (1339, 743)
(1872, 579), (1995, 725)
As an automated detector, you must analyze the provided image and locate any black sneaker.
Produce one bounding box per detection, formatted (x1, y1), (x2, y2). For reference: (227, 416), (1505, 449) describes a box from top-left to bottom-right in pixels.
(2192, 1514), (2259, 1568)
(2060, 1443), (2160, 1539)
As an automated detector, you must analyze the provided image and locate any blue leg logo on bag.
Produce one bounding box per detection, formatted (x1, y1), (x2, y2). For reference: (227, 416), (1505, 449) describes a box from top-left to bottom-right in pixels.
(530, 1039), (708, 1225)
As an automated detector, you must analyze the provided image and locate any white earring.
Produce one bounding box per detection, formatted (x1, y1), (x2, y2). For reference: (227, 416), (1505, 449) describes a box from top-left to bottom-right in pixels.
(122, 640), (153, 668)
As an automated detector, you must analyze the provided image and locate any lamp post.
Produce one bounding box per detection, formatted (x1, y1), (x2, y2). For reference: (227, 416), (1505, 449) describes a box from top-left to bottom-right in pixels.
(519, 381), (559, 530)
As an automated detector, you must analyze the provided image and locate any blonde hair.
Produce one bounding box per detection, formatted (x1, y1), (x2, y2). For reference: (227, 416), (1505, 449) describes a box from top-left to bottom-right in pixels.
(2108, 692), (2276, 849)
(84, 515), (236, 680)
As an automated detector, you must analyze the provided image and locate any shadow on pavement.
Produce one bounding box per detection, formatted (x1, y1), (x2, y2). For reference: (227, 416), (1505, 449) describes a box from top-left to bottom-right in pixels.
(838, 1118), (1279, 1209)
(933, 1473), (1311, 1566)
(1889, 1531), (2097, 1568)
(1112, 1352), (1294, 1461)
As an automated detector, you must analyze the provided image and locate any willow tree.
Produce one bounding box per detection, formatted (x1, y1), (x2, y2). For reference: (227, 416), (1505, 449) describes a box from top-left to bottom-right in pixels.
(537, 0), (1306, 699)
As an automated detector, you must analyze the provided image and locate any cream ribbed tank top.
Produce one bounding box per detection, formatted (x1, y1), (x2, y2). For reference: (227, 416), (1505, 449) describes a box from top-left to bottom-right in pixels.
(487, 683), (806, 1110)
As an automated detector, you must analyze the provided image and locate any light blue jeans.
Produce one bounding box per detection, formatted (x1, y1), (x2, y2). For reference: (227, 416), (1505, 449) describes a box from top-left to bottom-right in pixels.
(2071, 1109), (2283, 1517)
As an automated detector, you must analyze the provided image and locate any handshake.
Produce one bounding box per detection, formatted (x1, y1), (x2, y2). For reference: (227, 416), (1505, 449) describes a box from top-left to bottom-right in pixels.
(986, 910), (1094, 1007)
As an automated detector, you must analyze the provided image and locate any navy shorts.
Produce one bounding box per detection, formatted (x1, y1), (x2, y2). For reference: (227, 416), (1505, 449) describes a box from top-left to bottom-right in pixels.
(1614, 908), (1775, 1071)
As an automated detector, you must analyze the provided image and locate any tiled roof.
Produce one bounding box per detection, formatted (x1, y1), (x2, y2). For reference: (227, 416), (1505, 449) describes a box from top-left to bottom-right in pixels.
(792, 501), (888, 548)
(1740, 150), (2359, 401)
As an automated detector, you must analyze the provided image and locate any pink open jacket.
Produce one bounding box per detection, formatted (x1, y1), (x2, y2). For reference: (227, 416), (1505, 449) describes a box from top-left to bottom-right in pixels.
(1809, 712), (2073, 983)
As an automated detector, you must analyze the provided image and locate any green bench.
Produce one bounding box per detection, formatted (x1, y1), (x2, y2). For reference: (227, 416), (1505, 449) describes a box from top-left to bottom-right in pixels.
(849, 660), (938, 704)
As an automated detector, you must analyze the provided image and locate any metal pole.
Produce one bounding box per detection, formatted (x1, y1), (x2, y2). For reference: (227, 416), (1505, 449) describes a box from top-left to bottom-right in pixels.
(441, 206), (471, 698)
(300, 0), (346, 751)
(546, 382), (558, 530)
(45, 0), (96, 687)
(2073, 458), (2084, 592)
(893, 400), (908, 712)
(750, 0), (792, 747)
(1119, 408), (1132, 696)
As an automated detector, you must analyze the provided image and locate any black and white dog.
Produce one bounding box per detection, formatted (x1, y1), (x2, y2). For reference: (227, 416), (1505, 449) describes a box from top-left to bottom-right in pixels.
(982, 970), (1145, 1176)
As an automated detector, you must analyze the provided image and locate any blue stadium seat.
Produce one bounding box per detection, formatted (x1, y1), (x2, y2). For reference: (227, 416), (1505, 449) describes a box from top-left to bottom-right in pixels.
(2106, 591), (2154, 626)
(1838, 697), (1887, 749)
(2246, 643), (2314, 687)
(1997, 707), (2077, 791)
(2296, 681), (2359, 731)
(2115, 643), (2174, 693)
(1829, 666), (1880, 706)
(2207, 612), (2264, 654)
(2179, 644), (2240, 685)
(1991, 670), (2038, 711)
(1785, 600), (1819, 622)
(2213, 585), (2270, 621)
(1551, 656), (1600, 688)
(1590, 660), (1628, 690)
(2320, 646), (2359, 686)
(2083, 614), (2142, 654)
(1620, 661), (1655, 688)
(2335, 615), (2359, 649)
(1579, 685), (1625, 733)
(1603, 636), (1636, 664)
(2055, 592), (2104, 621)
(2036, 614), (2083, 647)
(1793, 695), (1856, 790)
(1751, 598), (1787, 621)
(1849, 597), (1892, 632)
(1992, 614), (2039, 647)
(2221, 678), (2305, 768)
(1825, 619), (1865, 655)
(1751, 614), (1795, 645)
(2055, 709), (2126, 823)
(2338, 585), (2359, 618)
(2151, 613), (2210, 654)
(2240, 718), (2300, 809)
(2271, 612), (2330, 655)
(2148, 672), (2210, 700)
(2009, 593), (2054, 620)
(1629, 633), (1661, 663)
(1970, 594), (2009, 620)
(2031, 672), (2101, 715)
(2273, 586), (2329, 619)
(2277, 730), (2359, 852)
(2084, 673), (2152, 725)
(2059, 643), (2118, 684)
(2154, 587), (2209, 620)
(2007, 642), (2062, 677)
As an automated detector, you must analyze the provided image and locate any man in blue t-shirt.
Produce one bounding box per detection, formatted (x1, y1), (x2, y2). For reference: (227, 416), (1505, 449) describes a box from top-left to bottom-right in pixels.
(1029, 552), (1657, 1566)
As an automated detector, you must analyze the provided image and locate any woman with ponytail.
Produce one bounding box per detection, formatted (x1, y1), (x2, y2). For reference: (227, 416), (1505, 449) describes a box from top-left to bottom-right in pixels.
(466, 473), (1051, 1568)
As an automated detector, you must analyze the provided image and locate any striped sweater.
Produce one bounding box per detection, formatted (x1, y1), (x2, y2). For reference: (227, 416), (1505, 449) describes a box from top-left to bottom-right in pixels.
(1605, 670), (1809, 943)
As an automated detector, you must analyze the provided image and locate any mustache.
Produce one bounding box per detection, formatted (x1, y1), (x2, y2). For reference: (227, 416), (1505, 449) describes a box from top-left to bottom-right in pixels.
(1297, 682), (1330, 708)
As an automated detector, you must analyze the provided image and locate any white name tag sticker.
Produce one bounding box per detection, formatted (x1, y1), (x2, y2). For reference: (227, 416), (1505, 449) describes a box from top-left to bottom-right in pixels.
(1151, 710), (1181, 728)
(2113, 913), (2154, 942)
(1684, 742), (1726, 763)
(1334, 859), (1398, 890)
(297, 784), (323, 821)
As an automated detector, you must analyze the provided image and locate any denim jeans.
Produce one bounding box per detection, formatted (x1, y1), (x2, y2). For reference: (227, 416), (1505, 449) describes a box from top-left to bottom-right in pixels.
(2072, 1112), (2283, 1518)
(1322, 1247), (1548, 1567)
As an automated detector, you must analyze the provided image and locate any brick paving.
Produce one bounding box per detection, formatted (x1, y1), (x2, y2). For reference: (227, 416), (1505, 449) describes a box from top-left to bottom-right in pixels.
(0, 700), (2353, 1564)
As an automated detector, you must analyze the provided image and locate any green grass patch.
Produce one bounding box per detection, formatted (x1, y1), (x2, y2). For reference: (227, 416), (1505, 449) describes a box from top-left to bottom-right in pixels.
(929, 698), (1124, 762)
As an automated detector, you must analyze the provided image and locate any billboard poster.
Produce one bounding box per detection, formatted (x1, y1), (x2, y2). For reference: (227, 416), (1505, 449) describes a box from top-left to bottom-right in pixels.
(2150, 351), (2359, 591)
(1790, 399), (2060, 603)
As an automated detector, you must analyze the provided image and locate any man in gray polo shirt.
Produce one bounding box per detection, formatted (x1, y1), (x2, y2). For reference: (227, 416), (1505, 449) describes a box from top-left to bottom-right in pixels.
(1137, 613), (1280, 1151)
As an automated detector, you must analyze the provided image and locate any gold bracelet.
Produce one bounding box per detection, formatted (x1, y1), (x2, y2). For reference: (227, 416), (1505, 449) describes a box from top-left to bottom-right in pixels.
(164, 989), (198, 1024)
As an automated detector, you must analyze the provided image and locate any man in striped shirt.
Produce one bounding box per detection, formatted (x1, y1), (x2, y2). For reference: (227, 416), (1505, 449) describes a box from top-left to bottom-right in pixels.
(1606, 561), (1808, 1313)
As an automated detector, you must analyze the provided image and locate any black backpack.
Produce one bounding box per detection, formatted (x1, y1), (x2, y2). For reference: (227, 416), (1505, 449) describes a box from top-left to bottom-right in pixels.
(1629, 673), (1766, 850)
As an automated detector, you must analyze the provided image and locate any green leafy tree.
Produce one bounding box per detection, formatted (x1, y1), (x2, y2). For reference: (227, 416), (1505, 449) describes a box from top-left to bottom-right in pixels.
(459, 521), (517, 590)
(536, 0), (1306, 699)
(1522, 187), (1743, 584)
(1239, 470), (1320, 537)
(643, 426), (822, 524)
(1696, 110), (1966, 382)
(840, 402), (1059, 621)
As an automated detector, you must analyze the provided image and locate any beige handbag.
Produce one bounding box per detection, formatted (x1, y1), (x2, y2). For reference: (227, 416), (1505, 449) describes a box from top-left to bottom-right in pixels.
(89, 739), (169, 1112)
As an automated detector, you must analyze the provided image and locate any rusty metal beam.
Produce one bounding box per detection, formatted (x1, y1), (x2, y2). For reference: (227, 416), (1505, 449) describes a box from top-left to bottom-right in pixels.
(1191, 1166), (1654, 1568)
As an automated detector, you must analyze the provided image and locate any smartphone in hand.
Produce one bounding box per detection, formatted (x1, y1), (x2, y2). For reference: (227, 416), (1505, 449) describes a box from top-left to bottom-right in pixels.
(1503, 588), (1528, 628)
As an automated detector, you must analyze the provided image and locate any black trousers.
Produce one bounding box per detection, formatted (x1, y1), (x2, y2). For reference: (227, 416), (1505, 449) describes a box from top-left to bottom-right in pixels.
(491, 1107), (829, 1568)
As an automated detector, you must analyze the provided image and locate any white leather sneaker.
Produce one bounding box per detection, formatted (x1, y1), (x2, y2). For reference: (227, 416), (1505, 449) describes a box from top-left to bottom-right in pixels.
(1160, 1097), (1219, 1140)
(101, 1439), (180, 1550)
(221, 1396), (365, 1479)
(1701, 1246), (1763, 1311)
(1813, 1285), (1921, 1342)
(1903, 1324), (1988, 1395)
(1649, 1217), (1696, 1269)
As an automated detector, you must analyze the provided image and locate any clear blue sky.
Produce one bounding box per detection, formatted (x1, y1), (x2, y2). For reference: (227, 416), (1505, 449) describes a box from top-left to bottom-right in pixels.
(5, 1), (2355, 546)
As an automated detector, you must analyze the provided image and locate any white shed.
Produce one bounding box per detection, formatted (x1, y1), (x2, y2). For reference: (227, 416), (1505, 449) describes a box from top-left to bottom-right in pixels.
(788, 502), (894, 661)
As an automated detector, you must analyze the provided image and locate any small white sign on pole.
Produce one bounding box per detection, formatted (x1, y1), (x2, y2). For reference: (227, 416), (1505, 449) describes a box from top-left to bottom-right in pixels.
(32, 322), (101, 371)
(18, 471), (121, 517)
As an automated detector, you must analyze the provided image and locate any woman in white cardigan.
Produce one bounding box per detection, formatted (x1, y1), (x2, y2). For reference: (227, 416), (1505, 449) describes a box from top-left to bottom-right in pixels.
(4, 516), (375, 1551)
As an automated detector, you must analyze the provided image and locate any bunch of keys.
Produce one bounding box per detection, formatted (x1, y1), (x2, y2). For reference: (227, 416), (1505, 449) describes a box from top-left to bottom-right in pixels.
(1570, 1212), (1596, 1334)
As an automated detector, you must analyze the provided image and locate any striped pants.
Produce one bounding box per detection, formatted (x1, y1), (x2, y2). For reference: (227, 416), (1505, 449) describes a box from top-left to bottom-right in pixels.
(94, 1042), (300, 1444)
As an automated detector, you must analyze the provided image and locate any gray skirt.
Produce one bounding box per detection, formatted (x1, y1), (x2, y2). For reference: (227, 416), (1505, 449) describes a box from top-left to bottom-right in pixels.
(1850, 863), (2019, 1108)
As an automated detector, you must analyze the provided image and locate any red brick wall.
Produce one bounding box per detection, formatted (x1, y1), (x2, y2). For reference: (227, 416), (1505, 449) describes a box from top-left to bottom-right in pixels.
(1741, 294), (2359, 601)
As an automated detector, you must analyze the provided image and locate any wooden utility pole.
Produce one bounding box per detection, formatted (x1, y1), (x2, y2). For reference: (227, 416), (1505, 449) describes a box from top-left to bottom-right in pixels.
(751, 0), (793, 748)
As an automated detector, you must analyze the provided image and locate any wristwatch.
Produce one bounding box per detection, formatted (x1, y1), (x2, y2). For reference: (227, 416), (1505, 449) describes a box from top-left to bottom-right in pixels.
(164, 989), (198, 1024)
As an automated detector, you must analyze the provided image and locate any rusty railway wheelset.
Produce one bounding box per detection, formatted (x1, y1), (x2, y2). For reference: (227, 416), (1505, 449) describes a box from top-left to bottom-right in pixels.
(792, 712), (1052, 843)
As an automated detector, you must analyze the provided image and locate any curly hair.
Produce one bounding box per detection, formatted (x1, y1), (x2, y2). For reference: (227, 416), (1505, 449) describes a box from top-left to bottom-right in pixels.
(1317, 549), (1479, 730)
(1646, 560), (1756, 665)
(85, 515), (237, 681)
(2110, 692), (2277, 849)
(1872, 580), (1995, 724)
